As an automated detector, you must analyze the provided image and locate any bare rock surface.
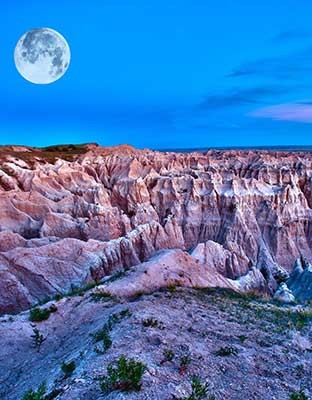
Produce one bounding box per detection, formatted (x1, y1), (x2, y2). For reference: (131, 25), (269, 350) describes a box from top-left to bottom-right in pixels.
(287, 258), (312, 301)
(274, 283), (296, 303)
(0, 287), (311, 400)
(104, 249), (236, 298)
(0, 144), (311, 313)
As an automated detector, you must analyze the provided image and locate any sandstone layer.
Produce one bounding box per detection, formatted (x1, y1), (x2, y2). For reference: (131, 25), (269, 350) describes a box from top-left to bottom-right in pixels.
(0, 144), (311, 313)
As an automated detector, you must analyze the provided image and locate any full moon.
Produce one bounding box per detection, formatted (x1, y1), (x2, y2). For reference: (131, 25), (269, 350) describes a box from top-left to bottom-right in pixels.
(14, 28), (70, 84)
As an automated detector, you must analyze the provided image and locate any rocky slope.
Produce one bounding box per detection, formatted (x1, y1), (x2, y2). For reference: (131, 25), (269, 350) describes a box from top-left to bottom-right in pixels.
(0, 144), (311, 313)
(0, 287), (311, 400)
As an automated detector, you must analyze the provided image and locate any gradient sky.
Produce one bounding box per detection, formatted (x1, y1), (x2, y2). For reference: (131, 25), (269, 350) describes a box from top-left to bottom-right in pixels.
(2, 0), (312, 148)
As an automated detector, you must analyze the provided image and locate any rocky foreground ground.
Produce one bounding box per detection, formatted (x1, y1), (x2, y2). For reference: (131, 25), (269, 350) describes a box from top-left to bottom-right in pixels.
(0, 286), (311, 400)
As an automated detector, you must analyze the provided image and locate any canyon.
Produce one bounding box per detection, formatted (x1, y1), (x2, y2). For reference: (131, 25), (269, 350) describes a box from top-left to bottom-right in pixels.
(0, 144), (312, 400)
(0, 144), (311, 314)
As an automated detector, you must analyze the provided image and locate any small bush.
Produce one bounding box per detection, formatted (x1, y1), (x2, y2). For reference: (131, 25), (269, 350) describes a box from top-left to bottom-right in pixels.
(29, 307), (51, 322)
(215, 346), (238, 356)
(22, 382), (46, 400)
(49, 304), (58, 313)
(290, 389), (309, 400)
(66, 281), (99, 297)
(31, 327), (47, 352)
(142, 317), (164, 329)
(93, 309), (131, 354)
(119, 308), (132, 318)
(100, 355), (146, 393)
(174, 376), (215, 400)
(61, 360), (76, 376)
(93, 325), (110, 343)
(94, 331), (112, 354)
(91, 291), (116, 302)
(238, 335), (247, 343)
(291, 309), (312, 331)
(162, 348), (174, 362)
(179, 355), (191, 374)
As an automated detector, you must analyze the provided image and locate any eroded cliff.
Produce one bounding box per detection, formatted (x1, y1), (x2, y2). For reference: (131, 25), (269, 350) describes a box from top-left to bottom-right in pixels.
(0, 144), (311, 313)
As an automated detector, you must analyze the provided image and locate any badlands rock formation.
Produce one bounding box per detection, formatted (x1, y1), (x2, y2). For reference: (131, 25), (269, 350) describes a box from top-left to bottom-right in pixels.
(0, 144), (311, 313)
(287, 258), (312, 301)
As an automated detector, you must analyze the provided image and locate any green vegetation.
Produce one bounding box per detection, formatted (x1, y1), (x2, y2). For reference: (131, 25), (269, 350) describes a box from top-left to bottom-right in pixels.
(238, 335), (248, 343)
(174, 376), (215, 400)
(93, 309), (131, 354)
(93, 325), (111, 344)
(31, 327), (47, 352)
(179, 355), (191, 374)
(29, 303), (58, 322)
(61, 360), (76, 377)
(289, 389), (309, 400)
(94, 329), (112, 354)
(22, 382), (46, 400)
(29, 307), (51, 322)
(289, 309), (312, 331)
(191, 288), (312, 334)
(142, 317), (164, 329)
(118, 308), (132, 318)
(91, 291), (117, 302)
(215, 346), (238, 357)
(99, 355), (146, 393)
(162, 348), (175, 363)
(105, 271), (126, 283)
(38, 281), (101, 304)
(37, 144), (88, 163)
(0, 144), (89, 166)
(65, 281), (99, 297)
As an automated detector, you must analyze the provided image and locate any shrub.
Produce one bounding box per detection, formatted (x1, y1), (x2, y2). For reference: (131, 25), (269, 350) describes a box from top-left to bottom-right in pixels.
(93, 325), (111, 343)
(179, 355), (191, 374)
(100, 355), (146, 393)
(93, 309), (131, 354)
(291, 309), (312, 331)
(119, 308), (132, 318)
(290, 389), (309, 400)
(29, 307), (51, 322)
(162, 348), (174, 363)
(238, 335), (247, 343)
(31, 327), (47, 352)
(93, 311), (125, 354)
(174, 376), (215, 400)
(91, 291), (117, 302)
(48, 304), (58, 313)
(61, 360), (76, 376)
(215, 346), (238, 356)
(94, 331), (112, 354)
(142, 317), (164, 329)
(22, 382), (46, 400)
(66, 281), (99, 297)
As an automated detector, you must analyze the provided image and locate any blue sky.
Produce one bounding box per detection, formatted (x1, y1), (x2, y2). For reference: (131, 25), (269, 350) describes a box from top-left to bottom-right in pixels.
(1, 0), (312, 148)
